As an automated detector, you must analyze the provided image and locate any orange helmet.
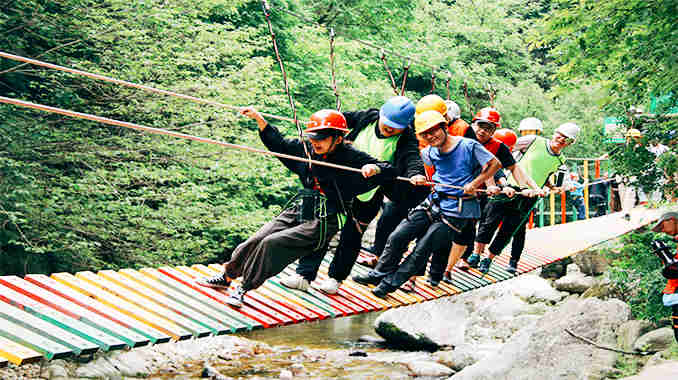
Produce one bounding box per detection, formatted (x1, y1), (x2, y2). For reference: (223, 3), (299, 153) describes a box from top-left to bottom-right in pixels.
(472, 107), (501, 127)
(304, 109), (349, 139)
(493, 128), (517, 151)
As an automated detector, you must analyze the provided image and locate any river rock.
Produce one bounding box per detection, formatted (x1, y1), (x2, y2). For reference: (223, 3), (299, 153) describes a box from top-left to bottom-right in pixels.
(405, 360), (455, 377)
(449, 297), (630, 380)
(572, 249), (609, 275)
(498, 274), (564, 304)
(633, 327), (676, 352)
(279, 369), (293, 380)
(617, 320), (655, 350)
(554, 268), (597, 294)
(433, 342), (503, 371)
(619, 361), (678, 379)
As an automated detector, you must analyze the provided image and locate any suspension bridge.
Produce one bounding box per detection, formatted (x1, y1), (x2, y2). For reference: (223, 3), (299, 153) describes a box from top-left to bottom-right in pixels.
(0, 206), (664, 366)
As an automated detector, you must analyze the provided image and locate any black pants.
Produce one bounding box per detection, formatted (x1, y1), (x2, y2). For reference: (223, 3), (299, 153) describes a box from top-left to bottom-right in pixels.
(377, 208), (472, 289)
(372, 200), (410, 257)
(476, 195), (538, 259)
(296, 192), (422, 282)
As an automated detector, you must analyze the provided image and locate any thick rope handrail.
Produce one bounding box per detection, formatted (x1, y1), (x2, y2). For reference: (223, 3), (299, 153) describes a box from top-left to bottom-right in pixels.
(430, 73), (435, 94)
(446, 73), (451, 101)
(328, 27), (341, 111)
(0, 96), (480, 192)
(0, 50), (300, 124)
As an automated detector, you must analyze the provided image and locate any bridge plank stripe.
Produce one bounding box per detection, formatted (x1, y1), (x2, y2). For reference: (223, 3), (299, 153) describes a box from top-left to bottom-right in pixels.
(53, 272), (189, 341)
(0, 316), (72, 360)
(16, 275), (148, 348)
(0, 335), (41, 365)
(172, 266), (280, 328)
(118, 269), (236, 333)
(279, 266), (363, 316)
(98, 270), (229, 336)
(28, 274), (167, 344)
(311, 269), (381, 312)
(0, 278), (128, 351)
(139, 268), (251, 332)
(189, 265), (298, 325)
(313, 258), (392, 310)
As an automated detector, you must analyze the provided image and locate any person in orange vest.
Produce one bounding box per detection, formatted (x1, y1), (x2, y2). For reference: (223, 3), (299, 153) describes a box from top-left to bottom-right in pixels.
(651, 212), (678, 344)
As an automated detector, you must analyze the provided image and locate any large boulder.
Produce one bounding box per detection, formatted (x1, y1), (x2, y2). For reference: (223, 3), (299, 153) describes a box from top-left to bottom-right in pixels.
(633, 328), (676, 352)
(617, 320), (656, 351)
(555, 263), (597, 294)
(619, 361), (678, 379)
(572, 249), (610, 275)
(450, 297), (631, 380)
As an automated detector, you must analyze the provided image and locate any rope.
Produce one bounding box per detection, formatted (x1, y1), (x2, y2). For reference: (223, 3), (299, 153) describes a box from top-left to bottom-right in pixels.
(446, 73), (451, 101)
(261, 0), (312, 167)
(328, 28), (341, 111)
(430, 73), (435, 94)
(0, 96), (480, 192)
(380, 50), (399, 95)
(463, 81), (472, 114)
(400, 60), (410, 96)
(0, 50), (299, 124)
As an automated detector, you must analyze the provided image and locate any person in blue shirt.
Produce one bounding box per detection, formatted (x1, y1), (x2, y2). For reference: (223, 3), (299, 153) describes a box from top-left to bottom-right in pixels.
(568, 172), (586, 220)
(352, 110), (501, 298)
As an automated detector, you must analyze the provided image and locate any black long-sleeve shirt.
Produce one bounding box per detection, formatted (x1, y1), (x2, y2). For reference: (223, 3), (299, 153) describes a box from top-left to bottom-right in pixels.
(259, 123), (398, 215)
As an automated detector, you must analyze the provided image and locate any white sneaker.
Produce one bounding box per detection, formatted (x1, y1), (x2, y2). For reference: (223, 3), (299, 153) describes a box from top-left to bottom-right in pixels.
(280, 274), (309, 291)
(225, 285), (246, 308)
(314, 277), (340, 294)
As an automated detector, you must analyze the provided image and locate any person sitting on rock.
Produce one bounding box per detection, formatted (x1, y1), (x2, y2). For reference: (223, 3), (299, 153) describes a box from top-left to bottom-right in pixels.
(196, 107), (398, 307)
(280, 96), (429, 294)
(352, 110), (501, 298)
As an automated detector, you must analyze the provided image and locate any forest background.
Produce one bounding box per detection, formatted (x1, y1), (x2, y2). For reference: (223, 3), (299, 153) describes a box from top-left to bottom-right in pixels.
(1, 0), (677, 280)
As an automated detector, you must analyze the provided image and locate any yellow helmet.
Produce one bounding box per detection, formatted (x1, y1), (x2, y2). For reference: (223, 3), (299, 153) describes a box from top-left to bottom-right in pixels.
(416, 94), (447, 116)
(625, 128), (641, 138)
(415, 110), (447, 135)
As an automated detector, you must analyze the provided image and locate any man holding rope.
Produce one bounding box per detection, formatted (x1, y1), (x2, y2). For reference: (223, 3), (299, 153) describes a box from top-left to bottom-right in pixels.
(353, 110), (501, 298)
(470, 122), (580, 275)
(197, 107), (398, 307)
(281, 96), (429, 294)
(651, 212), (678, 344)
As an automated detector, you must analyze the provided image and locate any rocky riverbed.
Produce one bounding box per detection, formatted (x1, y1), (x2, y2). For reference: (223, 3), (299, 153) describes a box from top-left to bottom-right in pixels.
(3, 261), (678, 379)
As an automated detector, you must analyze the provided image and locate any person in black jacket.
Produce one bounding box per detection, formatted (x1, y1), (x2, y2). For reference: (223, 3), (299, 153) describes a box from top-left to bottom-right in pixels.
(281, 96), (429, 294)
(197, 107), (398, 307)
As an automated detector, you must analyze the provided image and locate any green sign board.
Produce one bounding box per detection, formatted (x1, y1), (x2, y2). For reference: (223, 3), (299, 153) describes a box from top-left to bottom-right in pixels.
(650, 93), (678, 115)
(603, 116), (626, 143)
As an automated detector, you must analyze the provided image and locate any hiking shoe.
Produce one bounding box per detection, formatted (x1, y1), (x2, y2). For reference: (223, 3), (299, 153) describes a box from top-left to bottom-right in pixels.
(427, 277), (440, 287)
(506, 259), (518, 275)
(357, 253), (378, 268)
(280, 274), (310, 291)
(371, 283), (391, 299)
(225, 285), (246, 308)
(467, 253), (481, 268)
(478, 258), (492, 274)
(196, 272), (231, 289)
(314, 277), (340, 294)
(352, 272), (381, 286)
(442, 271), (454, 284)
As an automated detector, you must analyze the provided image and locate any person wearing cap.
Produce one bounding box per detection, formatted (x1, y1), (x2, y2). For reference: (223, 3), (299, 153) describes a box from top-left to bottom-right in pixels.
(470, 122), (580, 275)
(196, 107), (398, 306)
(353, 110), (501, 298)
(567, 172), (587, 220)
(280, 96), (429, 294)
(651, 211), (678, 343)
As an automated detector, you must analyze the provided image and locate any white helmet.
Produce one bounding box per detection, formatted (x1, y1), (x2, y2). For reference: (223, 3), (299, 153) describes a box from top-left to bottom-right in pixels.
(445, 100), (461, 121)
(555, 122), (580, 142)
(518, 117), (543, 132)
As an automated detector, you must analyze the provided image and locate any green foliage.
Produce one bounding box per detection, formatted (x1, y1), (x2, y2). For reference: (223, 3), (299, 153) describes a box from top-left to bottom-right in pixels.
(605, 230), (673, 323)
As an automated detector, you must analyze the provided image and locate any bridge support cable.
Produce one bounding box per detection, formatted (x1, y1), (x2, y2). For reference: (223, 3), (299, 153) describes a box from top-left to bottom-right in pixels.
(328, 28), (341, 111)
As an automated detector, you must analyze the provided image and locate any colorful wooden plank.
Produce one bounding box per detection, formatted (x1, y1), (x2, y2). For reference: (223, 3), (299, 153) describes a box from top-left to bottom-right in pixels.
(98, 270), (229, 336)
(53, 272), (191, 341)
(174, 265), (287, 327)
(138, 268), (252, 332)
(0, 335), (43, 365)
(0, 316), (72, 360)
(190, 265), (304, 324)
(279, 266), (360, 316)
(118, 269), (238, 333)
(0, 282), (123, 352)
(157, 266), (269, 329)
(311, 269), (380, 312)
(76, 271), (211, 338)
(28, 274), (167, 344)
(1, 276), (144, 349)
(0, 299), (100, 355)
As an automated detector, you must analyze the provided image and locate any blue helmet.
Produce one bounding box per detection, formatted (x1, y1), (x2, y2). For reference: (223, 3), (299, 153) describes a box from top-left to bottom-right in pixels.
(379, 96), (415, 130)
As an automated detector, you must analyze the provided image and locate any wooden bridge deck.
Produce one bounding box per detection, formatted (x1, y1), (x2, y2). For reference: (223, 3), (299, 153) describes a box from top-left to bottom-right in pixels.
(0, 207), (664, 365)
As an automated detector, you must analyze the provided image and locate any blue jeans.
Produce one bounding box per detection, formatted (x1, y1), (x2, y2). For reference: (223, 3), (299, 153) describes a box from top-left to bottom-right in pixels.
(572, 197), (586, 220)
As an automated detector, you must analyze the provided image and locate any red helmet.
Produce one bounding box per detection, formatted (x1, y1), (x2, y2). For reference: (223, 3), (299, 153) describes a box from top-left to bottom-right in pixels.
(493, 128), (517, 150)
(472, 107), (501, 127)
(304, 109), (349, 139)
